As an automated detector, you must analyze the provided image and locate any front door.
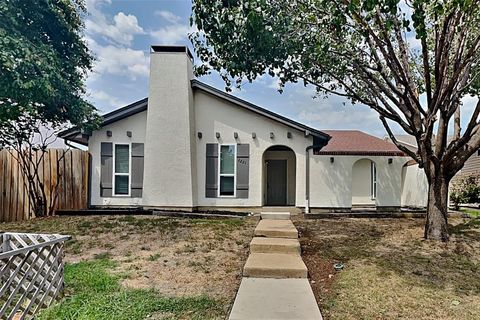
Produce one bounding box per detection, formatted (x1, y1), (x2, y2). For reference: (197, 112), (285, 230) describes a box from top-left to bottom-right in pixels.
(266, 160), (287, 206)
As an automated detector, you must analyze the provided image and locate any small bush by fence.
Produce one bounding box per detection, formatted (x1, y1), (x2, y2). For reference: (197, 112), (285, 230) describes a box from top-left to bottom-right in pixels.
(0, 232), (71, 319)
(0, 149), (89, 222)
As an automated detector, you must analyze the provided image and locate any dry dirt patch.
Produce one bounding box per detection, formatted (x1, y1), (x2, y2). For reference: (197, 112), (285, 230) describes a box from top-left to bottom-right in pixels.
(1, 215), (257, 301)
(293, 216), (480, 320)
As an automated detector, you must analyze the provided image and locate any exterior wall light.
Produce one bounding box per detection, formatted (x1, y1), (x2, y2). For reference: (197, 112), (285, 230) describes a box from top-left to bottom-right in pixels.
(287, 132), (292, 139)
(234, 132), (238, 139)
(388, 158), (393, 164)
(252, 132), (257, 139)
(197, 132), (202, 139)
(330, 157), (334, 163)
(106, 130), (112, 137)
(270, 132), (275, 139)
(216, 132), (221, 139)
(126, 131), (132, 138)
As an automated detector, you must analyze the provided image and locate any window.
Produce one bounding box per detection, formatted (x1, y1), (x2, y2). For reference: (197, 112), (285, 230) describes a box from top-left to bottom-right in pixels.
(114, 144), (130, 196)
(370, 162), (377, 199)
(218, 144), (236, 196)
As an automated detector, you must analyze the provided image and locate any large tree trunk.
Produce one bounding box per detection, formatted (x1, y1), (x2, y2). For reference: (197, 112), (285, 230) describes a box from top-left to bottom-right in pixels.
(425, 175), (450, 241)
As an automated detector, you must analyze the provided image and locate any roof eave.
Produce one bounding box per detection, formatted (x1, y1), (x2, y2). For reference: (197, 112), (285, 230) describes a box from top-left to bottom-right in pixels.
(59, 98), (148, 145)
(315, 151), (406, 156)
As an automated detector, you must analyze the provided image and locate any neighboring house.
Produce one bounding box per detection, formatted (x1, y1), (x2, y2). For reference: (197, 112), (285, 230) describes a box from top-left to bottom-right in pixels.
(61, 45), (428, 213)
(385, 134), (480, 178)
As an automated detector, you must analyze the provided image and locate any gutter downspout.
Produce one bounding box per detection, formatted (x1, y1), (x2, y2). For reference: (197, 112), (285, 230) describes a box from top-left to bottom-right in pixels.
(305, 138), (329, 214)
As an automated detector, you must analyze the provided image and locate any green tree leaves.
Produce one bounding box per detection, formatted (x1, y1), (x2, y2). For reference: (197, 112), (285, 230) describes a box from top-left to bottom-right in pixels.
(0, 0), (99, 138)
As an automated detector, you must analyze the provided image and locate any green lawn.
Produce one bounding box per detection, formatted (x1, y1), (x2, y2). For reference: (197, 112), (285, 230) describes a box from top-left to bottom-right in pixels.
(1, 215), (257, 320)
(38, 258), (223, 320)
(460, 207), (480, 218)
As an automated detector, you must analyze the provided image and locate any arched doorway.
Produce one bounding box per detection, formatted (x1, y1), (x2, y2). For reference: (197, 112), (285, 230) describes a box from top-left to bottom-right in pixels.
(262, 146), (296, 206)
(352, 158), (377, 206)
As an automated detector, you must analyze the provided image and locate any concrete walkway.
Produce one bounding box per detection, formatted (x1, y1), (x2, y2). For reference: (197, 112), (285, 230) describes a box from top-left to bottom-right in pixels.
(229, 212), (322, 320)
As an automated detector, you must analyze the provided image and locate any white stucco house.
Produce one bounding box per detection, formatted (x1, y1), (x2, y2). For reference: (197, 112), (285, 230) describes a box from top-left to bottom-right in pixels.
(60, 45), (428, 214)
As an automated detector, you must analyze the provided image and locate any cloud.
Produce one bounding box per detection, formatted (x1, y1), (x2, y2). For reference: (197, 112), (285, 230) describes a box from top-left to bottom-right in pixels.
(85, 0), (144, 46)
(87, 37), (149, 80)
(151, 25), (192, 44)
(297, 98), (375, 125)
(88, 89), (127, 111)
(150, 10), (195, 45)
(268, 78), (282, 90)
(155, 10), (182, 24)
(263, 82), (386, 135)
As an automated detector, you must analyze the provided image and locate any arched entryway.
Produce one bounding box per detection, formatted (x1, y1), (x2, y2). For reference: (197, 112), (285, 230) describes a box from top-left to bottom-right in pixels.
(352, 158), (377, 206)
(262, 146), (296, 206)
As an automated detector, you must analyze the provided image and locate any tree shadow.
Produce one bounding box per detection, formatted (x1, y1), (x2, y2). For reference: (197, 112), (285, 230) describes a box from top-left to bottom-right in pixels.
(296, 217), (480, 297)
(449, 217), (480, 241)
(295, 218), (394, 269)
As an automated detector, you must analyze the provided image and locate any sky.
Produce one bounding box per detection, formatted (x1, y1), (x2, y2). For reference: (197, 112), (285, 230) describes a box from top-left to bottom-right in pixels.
(83, 0), (387, 137)
(82, 0), (477, 138)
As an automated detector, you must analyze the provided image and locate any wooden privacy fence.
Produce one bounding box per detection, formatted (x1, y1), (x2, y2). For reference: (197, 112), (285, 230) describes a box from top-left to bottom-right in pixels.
(0, 149), (89, 222)
(0, 232), (71, 319)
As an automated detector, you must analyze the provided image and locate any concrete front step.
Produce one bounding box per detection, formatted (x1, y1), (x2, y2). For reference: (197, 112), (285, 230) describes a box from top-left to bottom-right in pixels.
(254, 219), (298, 238)
(262, 206), (302, 214)
(243, 253), (308, 278)
(229, 278), (322, 320)
(250, 237), (301, 255)
(261, 212), (291, 220)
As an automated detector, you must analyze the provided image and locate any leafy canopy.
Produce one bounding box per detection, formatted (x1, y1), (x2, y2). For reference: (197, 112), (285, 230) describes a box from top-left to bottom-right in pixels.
(0, 0), (99, 136)
(191, 0), (480, 174)
(191, 0), (479, 94)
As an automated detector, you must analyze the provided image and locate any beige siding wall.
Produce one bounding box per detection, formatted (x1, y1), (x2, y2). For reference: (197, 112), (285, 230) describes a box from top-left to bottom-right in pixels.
(401, 164), (428, 207)
(194, 90), (311, 208)
(89, 111), (147, 206)
(460, 152), (480, 176)
(309, 155), (412, 209)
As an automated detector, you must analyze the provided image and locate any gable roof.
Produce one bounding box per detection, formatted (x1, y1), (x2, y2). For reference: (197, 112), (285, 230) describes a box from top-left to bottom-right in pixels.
(191, 80), (330, 141)
(60, 80), (330, 145)
(315, 130), (405, 156)
(59, 98), (148, 146)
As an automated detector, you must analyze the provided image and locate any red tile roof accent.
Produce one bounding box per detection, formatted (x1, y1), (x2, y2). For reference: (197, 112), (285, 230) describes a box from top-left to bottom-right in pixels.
(315, 130), (405, 156)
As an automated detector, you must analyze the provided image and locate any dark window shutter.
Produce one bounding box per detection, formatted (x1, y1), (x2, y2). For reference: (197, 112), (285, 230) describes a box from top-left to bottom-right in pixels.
(236, 144), (249, 198)
(131, 143), (144, 197)
(100, 142), (113, 197)
(205, 143), (218, 198)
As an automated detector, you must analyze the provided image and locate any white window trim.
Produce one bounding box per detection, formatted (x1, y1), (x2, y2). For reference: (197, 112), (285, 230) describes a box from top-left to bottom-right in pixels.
(113, 143), (131, 197)
(371, 162), (377, 200)
(218, 144), (237, 198)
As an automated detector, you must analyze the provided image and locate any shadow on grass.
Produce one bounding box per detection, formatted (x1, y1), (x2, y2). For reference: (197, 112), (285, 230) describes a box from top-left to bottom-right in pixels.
(450, 217), (480, 240)
(371, 239), (480, 295)
(297, 218), (389, 263)
(297, 217), (480, 297)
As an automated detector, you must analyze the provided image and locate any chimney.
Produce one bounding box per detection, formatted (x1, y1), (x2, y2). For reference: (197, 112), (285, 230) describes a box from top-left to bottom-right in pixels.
(142, 46), (197, 208)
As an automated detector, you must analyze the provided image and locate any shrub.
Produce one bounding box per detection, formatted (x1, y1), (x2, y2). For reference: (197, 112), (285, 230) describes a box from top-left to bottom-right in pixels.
(450, 174), (480, 209)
